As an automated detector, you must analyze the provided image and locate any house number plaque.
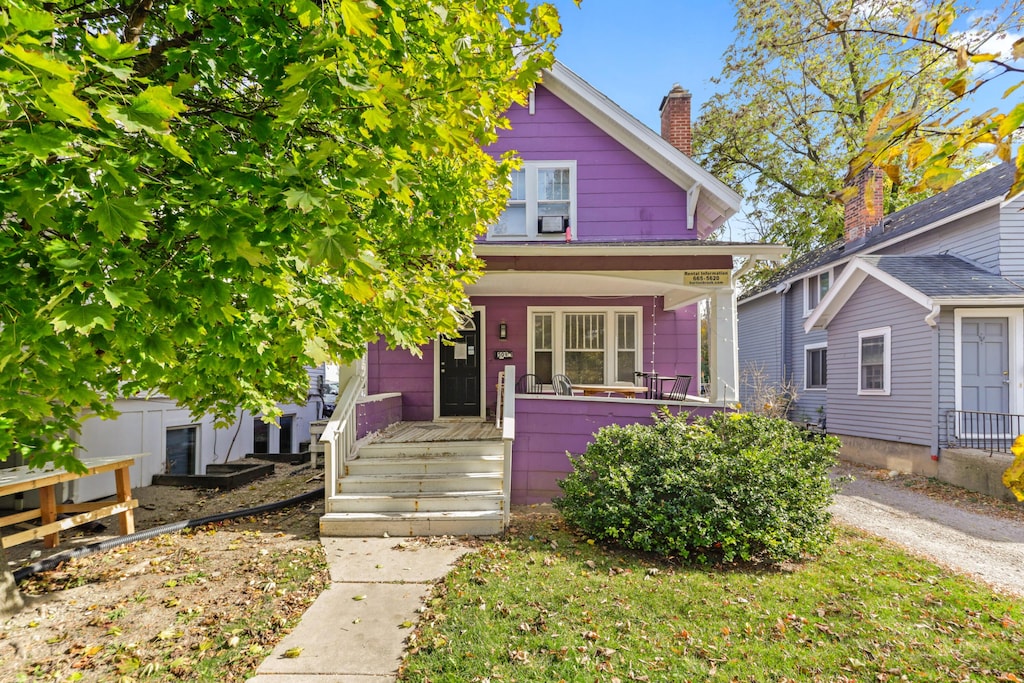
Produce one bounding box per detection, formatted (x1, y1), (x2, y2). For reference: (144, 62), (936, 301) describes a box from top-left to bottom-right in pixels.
(494, 350), (513, 360)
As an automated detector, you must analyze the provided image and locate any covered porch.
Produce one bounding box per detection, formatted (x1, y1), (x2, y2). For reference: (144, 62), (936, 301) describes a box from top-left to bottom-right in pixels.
(471, 241), (788, 407)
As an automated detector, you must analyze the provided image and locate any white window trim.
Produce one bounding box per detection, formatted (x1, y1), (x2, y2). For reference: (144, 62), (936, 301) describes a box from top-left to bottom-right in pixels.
(857, 326), (891, 396)
(953, 308), (1023, 416)
(527, 306), (642, 385)
(803, 342), (827, 391)
(488, 160), (577, 241)
(802, 268), (833, 318)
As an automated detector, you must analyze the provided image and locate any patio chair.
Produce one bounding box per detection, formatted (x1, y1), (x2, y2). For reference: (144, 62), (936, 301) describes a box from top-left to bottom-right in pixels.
(516, 373), (544, 394)
(662, 374), (692, 401)
(552, 374), (574, 396)
(634, 371), (657, 397)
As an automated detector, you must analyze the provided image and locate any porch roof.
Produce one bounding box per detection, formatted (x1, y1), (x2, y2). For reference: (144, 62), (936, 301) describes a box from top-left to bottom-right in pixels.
(470, 241), (789, 309)
(805, 254), (1024, 331)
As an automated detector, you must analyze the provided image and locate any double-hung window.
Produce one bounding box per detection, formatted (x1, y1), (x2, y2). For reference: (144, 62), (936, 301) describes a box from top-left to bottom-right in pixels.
(529, 307), (641, 385)
(804, 270), (831, 315)
(858, 327), (891, 395)
(804, 343), (827, 390)
(490, 161), (576, 239)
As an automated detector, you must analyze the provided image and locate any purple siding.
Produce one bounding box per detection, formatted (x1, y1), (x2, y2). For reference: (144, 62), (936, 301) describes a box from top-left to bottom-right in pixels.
(367, 298), (700, 419)
(356, 394), (403, 439)
(512, 397), (720, 504)
(487, 86), (692, 241)
(367, 340), (434, 422)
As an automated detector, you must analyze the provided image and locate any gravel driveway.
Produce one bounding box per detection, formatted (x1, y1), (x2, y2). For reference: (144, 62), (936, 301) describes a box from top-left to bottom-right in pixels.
(831, 469), (1024, 597)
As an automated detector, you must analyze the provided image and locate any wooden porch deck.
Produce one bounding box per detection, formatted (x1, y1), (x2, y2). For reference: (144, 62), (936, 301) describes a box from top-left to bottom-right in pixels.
(373, 421), (501, 443)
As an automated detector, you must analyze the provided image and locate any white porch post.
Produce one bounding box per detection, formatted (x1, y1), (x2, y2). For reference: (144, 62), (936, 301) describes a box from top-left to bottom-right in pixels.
(707, 286), (739, 405)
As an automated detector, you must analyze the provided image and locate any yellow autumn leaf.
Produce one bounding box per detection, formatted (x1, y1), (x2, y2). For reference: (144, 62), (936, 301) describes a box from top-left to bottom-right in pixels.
(283, 647), (303, 658)
(969, 52), (999, 63)
(1013, 37), (1024, 60)
(1002, 435), (1024, 502)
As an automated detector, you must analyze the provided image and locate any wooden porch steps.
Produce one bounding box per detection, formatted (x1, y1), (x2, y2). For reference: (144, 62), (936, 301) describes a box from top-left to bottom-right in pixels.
(319, 510), (503, 537)
(322, 424), (505, 537)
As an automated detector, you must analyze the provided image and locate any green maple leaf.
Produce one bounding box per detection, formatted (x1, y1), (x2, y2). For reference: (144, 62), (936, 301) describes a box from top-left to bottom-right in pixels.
(88, 197), (150, 241)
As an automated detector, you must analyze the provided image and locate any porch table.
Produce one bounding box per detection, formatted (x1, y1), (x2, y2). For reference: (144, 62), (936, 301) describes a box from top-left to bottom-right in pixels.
(0, 453), (146, 549)
(572, 384), (649, 399)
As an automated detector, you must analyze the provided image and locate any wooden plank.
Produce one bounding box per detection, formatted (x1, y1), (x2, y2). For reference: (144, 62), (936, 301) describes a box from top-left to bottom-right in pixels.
(1, 500), (139, 549)
(0, 454), (143, 497)
(114, 465), (135, 536)
(0, 508), (42, 527)
(38, 484), (58, 548)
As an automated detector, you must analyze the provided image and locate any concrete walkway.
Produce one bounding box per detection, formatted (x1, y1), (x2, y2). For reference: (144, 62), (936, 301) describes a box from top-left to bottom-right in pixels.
(246, 537), (473, 683)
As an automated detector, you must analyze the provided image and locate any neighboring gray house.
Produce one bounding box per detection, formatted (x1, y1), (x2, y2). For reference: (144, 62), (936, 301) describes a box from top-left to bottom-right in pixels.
(738, 162), (1024, 485)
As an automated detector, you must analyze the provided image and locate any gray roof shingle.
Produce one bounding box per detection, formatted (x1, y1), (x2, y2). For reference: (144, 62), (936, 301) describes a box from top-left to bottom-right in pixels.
(741, 162), (1017, 301)
(861, 254), (1024, 298)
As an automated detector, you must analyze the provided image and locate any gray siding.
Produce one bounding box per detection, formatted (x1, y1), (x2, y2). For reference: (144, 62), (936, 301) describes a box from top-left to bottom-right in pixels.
(999, 195), (1024, 280)
(737, 294), (782, 409)
(826, 277), (938, 447)
(878, 205), (1001, 272)
(788, 280), (828, 421)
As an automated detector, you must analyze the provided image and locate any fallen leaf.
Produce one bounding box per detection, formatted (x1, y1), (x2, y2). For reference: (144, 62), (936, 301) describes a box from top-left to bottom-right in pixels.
(283, 647), (303, 658)
(353, 594), (367, 601)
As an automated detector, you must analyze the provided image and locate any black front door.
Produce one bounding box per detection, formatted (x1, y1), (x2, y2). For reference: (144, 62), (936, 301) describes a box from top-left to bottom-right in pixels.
(439, 311), (482, 417)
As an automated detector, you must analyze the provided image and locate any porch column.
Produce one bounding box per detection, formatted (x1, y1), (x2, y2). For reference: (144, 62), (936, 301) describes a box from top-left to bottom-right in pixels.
(707, 286), (739, 405)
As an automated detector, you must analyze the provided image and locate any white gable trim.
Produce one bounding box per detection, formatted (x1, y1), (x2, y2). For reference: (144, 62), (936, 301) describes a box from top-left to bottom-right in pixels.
(803, 257), (933, 332)
(541, 62), (741, 235)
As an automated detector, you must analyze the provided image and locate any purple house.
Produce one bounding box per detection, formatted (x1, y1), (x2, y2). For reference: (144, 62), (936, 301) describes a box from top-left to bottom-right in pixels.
(319, 63), (787, 536)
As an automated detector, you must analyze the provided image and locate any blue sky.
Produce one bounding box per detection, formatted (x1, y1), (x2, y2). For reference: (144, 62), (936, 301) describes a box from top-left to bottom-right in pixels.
(549, 0), (736, 130)
(548, 0), (1020, 131)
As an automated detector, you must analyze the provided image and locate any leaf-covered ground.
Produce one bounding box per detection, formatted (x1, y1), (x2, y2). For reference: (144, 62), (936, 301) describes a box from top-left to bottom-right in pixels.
(404, 508), (1024, 683)
(0, 459), (327, 682)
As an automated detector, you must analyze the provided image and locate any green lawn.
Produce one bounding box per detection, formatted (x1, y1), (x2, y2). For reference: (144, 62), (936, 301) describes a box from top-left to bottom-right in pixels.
(402, 513), (1024, 682)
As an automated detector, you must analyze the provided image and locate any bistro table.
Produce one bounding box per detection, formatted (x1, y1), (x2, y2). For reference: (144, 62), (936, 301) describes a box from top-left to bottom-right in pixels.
(572, 384), (649, 399)
(0, 453), (146, 549)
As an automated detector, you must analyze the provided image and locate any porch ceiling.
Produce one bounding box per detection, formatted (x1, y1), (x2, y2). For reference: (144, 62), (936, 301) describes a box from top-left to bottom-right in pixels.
(466, 271), (710, 309)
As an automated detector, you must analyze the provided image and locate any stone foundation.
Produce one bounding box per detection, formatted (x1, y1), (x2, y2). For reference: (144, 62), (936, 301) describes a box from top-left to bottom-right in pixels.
(837, 434), (938, 477)
(938, 448), (1019, 503)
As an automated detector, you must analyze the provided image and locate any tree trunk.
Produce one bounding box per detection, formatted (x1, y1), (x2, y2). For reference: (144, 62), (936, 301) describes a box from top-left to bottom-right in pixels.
(0, 543), (25, 615)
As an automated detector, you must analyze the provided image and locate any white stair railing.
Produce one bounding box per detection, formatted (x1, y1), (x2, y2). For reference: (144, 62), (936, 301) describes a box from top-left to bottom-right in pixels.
(501, 364), (516, 527)
(321, 358), (367, 498)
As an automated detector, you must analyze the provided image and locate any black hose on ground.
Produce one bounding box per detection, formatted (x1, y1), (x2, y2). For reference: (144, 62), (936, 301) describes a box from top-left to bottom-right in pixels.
(13, 487), (325, 583)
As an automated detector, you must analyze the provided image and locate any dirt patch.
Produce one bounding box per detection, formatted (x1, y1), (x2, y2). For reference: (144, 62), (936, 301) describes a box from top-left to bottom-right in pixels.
(0, 458), (327, 682)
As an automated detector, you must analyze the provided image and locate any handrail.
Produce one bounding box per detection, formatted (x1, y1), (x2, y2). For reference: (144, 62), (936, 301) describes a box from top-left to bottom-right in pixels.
(501, 364), (516, 527)
(320, 358), (367, 498)
(945, 409), (1022, 455)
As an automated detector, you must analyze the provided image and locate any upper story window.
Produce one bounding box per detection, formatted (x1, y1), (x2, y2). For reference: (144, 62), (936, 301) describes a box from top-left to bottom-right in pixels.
(858, 326), (891, 395)
(803, 269), (831, 316)
(489, 160), (577, 240)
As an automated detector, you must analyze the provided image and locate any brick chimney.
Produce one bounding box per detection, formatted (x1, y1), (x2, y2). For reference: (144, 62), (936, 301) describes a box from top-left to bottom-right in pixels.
(844, 165), (885, 243)
(660, 84), (692, 155)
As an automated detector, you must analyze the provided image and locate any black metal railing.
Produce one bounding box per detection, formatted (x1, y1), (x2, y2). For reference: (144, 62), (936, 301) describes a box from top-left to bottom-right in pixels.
(945, 410), (1023, 454)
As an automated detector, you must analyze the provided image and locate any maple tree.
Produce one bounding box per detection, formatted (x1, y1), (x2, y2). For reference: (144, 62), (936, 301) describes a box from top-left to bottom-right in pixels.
(696, 0), (1021, 263)
(837, 1), (1024, 198)
(0, 0), (561, 471)
(695, 0), (975, 256)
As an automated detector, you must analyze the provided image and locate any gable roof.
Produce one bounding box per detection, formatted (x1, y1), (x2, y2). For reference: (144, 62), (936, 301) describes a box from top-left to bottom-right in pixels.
(741, 162), (1017, 303)
(541, 61), (741, 235)
(804, 254), (1024, 331)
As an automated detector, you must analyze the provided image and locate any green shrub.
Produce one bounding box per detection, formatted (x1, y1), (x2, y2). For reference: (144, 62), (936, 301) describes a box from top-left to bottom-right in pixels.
(554, 410), (842, 563)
